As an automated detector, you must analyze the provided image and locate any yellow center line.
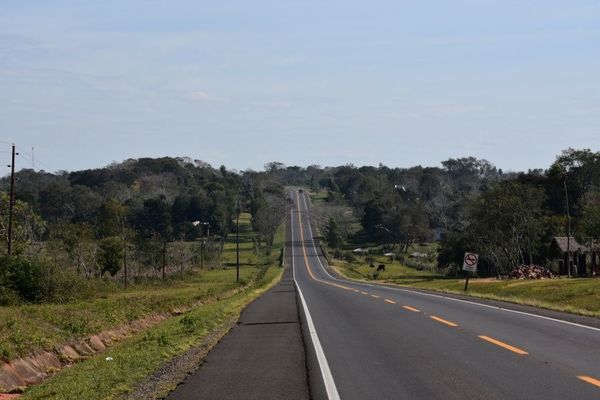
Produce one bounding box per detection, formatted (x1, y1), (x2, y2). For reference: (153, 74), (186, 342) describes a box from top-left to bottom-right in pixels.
(578, 375), (600, 389)
(384, 299), (396, 304)
(296, 193), (353, 292)
(478, 335), (528, 355)
(403, 305), (420, 313)
(371, 294), (380, 299)
(430, 316), (459, 327)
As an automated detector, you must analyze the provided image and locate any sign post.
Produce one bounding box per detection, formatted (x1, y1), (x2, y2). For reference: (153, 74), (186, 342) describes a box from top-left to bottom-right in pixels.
(462, 252), (479, 291)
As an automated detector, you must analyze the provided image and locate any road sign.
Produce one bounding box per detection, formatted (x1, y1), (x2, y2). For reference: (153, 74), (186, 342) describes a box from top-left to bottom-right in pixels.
(462, 252), (479, 272)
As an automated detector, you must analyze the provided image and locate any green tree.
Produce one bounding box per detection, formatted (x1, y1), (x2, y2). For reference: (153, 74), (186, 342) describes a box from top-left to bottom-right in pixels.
(97, 237), (123, 277)
(580, 189), (600, 250)
(0, 192), (46, 253)
(468, 181), (546, 275)
(326, 217), (344, 249)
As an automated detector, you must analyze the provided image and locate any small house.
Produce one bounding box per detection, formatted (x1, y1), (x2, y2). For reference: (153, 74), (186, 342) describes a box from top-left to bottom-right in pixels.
(550, 237), (588, 276)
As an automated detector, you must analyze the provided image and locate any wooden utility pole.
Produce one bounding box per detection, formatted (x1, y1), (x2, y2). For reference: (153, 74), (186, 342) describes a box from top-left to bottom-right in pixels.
(564, 177), (572, 277)
(162, 240), (167, 281)
(7, 144), (17, 256)
(236, 198), (240, 283)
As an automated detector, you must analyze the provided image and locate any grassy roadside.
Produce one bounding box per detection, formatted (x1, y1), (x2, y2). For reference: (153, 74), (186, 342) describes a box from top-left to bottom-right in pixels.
(18, 220), (286, 399)
(333, 260), (600, 318)
(0, 214), (266, 362)
(22, 266), (283, 400)
(0, 268), (259, 361)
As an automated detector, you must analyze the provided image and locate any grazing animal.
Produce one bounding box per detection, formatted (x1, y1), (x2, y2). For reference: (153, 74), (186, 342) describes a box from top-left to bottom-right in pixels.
(377, 264), (386, 272)
(369, 263), (375, 268)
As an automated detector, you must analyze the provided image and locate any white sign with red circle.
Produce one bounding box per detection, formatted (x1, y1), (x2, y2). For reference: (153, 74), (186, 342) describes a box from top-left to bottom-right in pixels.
(462, 252), (479, 272)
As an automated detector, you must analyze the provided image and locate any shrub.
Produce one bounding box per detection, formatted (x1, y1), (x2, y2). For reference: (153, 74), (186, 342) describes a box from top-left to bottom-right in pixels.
(0, 255), (83, 303)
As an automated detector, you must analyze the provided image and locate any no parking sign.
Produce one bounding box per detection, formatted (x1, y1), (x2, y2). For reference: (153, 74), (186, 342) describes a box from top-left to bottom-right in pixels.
(462, 252), (478, 272)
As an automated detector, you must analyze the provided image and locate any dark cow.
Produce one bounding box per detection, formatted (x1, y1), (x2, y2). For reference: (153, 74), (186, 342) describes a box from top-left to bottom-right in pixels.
(377, 264), (385, 272)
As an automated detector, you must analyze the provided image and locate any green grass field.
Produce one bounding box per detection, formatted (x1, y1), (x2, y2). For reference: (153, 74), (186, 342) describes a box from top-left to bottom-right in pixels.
(404, 277), (600, 318)
(309, 190), (329, 205)
(0, 213), (281, 362)
(22, 266), (283, 400)
(335, 255), (438, 282)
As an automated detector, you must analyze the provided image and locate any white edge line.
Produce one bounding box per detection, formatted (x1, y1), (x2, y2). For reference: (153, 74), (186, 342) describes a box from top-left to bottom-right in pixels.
(299, 193), (600, 334)
(291, 191), (341, 400)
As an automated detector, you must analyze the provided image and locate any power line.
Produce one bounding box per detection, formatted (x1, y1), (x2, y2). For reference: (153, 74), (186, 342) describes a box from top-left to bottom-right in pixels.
(16, 145), (54, 172)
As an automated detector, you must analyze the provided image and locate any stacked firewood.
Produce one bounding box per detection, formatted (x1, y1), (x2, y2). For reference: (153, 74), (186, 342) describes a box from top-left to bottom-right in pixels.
(509, 264), (554, 279)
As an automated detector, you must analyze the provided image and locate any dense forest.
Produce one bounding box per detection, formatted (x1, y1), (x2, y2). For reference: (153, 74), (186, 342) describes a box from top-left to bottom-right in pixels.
(1, 148), (599, 305)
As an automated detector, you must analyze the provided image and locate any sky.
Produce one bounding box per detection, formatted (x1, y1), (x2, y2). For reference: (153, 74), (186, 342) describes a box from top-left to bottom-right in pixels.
(1, 0), (599, 173)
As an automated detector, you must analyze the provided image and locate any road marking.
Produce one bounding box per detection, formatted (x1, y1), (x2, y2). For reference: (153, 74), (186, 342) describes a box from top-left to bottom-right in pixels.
(384, 299), (396, 304)
(295, 194), (353, 293)
(403, 305), (420, 313)
(361, 291), (368, 295)
(478, 335), (528, 355)
(578, 375), (600, 389)
(370, 294), (380, 299)
(296, 195), (600, 334)
(290, 192), (341, 400)
(430, 316), (459, 327)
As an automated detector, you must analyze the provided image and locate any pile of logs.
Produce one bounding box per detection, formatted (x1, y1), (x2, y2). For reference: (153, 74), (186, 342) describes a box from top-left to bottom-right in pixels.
(509, 264), (554, 279)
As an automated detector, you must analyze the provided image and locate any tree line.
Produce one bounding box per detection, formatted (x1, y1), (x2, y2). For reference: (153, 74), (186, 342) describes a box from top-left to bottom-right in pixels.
(263, 149), (600, 277)
(0, 157), (288, 304)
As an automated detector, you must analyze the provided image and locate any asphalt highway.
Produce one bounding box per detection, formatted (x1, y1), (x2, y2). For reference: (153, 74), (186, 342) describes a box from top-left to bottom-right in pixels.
(291, 189), (600, 400)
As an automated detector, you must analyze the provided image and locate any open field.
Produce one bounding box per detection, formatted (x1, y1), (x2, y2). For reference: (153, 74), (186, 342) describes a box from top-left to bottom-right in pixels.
(308, 190), (329, 205)
(334, 255), (438, 282)
(0, 213), (280, 362)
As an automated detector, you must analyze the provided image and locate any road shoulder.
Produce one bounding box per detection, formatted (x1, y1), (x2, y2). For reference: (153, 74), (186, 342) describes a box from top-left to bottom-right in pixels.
(166, 267), (309, 400)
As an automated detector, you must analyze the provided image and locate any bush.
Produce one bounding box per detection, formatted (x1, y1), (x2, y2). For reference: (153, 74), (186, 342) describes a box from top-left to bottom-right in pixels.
(0, 255), (83, 303)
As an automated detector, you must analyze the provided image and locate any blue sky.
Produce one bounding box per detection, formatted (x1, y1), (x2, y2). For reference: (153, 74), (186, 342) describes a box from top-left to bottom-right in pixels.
(1, 0), (599, 173)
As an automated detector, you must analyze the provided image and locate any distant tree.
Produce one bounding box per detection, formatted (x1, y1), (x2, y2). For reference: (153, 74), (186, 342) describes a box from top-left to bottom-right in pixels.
(252, 191), (288, 254)
(468, 181), (546, 274)
(55, 222), (96, 277)
(97, 237), (123, 277)
(326, 217), (344, 249)
(580, 189), (600, 247)
(0, 193), (46, 253)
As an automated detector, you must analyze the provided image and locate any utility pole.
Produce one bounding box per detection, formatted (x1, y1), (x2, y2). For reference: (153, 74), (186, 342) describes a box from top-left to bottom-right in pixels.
(123, 235), (128, 289)
(564, 176), (572, 277)
(162, 240), (167, 281)
(236, 197), (240, 283)
(7, 144), (18, 256)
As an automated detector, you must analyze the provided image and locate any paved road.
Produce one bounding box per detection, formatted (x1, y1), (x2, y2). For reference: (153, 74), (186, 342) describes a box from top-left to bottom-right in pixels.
(168, 267), (308, 400)
(291, 189), (600, 400)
